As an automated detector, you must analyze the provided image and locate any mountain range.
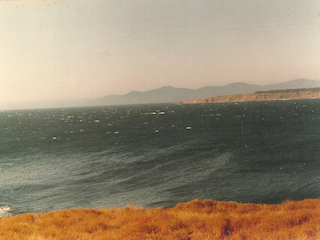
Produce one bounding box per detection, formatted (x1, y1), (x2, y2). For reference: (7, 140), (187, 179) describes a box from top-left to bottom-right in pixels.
(90, 79), (320, 106)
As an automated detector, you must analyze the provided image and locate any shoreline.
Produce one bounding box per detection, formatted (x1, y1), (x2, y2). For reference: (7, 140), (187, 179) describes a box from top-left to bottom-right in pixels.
(0, 198), (319, 239)
(178, 96), (320, 105)
(178, 87), (320, 104)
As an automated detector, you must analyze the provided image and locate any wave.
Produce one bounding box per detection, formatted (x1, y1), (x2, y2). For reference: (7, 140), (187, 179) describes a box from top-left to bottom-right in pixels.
(0, 205), (12, 217)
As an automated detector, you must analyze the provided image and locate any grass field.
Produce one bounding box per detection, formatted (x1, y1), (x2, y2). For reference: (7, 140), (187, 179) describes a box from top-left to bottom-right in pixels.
(0, 199), (319, 239)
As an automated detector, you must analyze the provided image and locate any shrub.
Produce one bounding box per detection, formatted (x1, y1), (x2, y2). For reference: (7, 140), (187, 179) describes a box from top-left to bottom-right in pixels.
(0, 199), (319, 239)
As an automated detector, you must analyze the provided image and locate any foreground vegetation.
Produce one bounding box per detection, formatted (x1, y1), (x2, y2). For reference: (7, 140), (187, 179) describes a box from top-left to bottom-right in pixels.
(0, 199), (320, 240)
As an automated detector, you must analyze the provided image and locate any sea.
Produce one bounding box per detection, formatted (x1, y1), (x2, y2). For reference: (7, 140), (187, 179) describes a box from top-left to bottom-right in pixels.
(0, 99), (320, 217)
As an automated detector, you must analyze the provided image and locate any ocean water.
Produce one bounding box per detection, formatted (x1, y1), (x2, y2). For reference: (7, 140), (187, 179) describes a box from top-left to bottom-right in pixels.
(0, 99), (320, 216)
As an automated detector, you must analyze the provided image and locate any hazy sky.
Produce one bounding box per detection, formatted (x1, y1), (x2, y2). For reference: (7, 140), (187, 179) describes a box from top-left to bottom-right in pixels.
(1, 0), (320, 106)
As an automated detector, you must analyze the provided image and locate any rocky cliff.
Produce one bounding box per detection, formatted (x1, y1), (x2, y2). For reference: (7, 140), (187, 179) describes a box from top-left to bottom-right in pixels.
(178, 87), (320, 104)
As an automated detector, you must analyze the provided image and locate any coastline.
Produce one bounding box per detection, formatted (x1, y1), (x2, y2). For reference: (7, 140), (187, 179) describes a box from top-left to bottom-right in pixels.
(178, 87), (320, 104)
(179, 96), (320, 105)
(1, 199), (319, 239)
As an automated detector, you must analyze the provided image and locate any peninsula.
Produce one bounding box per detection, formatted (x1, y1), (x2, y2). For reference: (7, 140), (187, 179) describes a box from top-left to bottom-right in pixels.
(178, 87), (320, 104)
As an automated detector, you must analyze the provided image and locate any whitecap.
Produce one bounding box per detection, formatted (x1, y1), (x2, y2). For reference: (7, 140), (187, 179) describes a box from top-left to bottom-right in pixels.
(0, 206), (11, 213)
(0, 205), (11, 217)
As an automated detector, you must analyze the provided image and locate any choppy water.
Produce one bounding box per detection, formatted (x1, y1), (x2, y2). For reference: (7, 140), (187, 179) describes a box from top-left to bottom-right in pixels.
(0, 99), (320, 216)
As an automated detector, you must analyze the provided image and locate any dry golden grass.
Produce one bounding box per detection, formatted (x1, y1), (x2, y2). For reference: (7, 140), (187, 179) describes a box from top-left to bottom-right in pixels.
(0, 199), (320, 239)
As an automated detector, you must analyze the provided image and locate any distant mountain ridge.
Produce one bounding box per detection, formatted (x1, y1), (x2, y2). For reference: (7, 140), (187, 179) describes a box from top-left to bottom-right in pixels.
(90, 79), (320, 106)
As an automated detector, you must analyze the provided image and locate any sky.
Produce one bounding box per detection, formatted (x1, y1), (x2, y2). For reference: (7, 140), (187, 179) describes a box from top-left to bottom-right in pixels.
(0, 0), (320, 108)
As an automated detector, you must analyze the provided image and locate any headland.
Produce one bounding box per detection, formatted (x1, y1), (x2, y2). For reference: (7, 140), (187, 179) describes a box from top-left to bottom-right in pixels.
(178, 87), (320, 104)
